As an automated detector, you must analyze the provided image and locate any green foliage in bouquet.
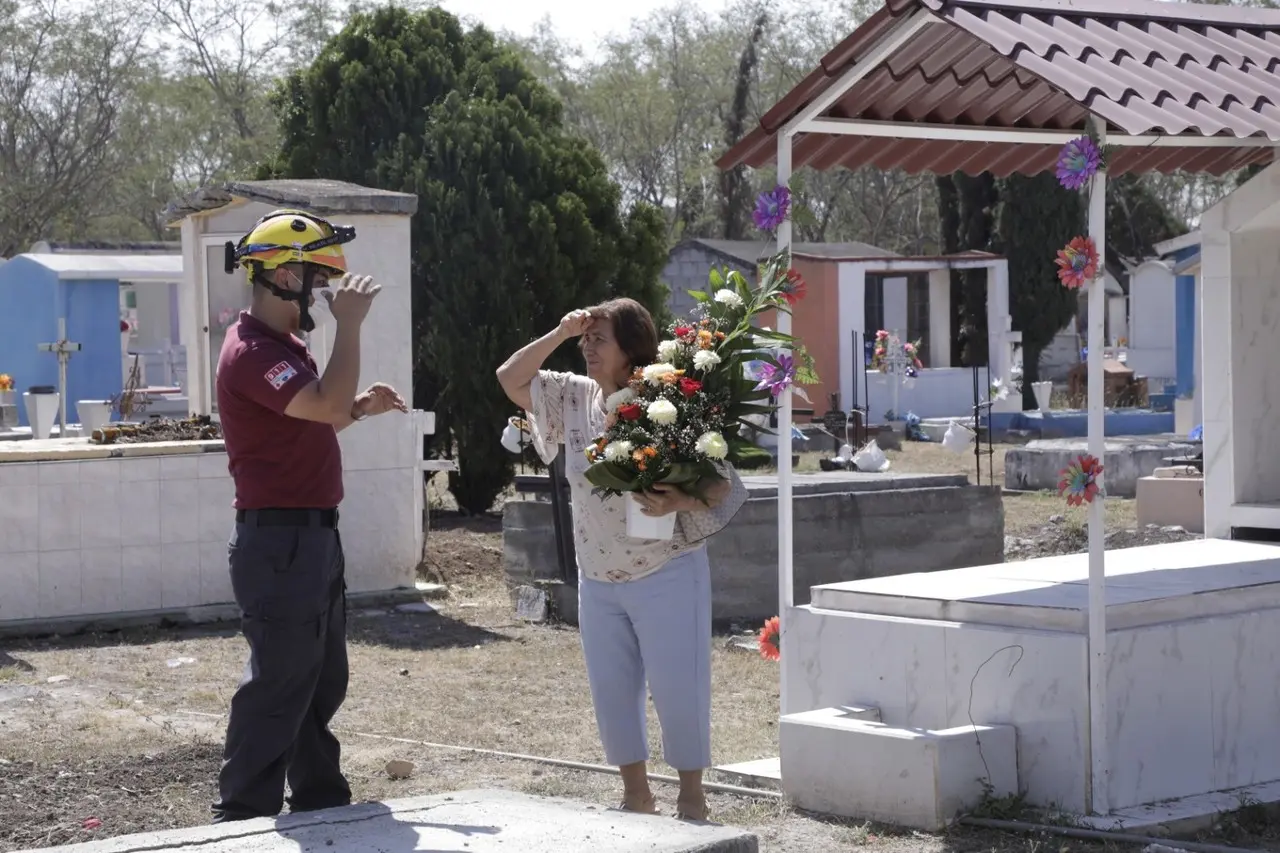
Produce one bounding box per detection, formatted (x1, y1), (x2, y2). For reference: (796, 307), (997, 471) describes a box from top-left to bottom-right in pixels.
(582, 247), (808, 501)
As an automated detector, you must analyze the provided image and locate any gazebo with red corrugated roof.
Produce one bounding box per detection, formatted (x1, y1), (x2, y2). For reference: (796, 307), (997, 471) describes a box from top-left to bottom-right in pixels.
(718, 0), (1280, 817)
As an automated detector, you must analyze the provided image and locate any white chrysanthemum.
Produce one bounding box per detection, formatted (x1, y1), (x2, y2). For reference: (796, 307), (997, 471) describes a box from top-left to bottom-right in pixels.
(647, 399), (678, 425)
(693, 349), (721, 372)
(642, 363), (677, 384)
(656, 339), (681, 363)
(604, 387), (635, 411)
(696, 431), (728, 459)
(714, 289), (744, 308)
(603, 440), (633, 462)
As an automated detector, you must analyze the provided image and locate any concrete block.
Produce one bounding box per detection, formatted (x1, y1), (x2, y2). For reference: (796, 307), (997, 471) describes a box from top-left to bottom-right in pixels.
(502, 476), (1005, 625)
(1004, 437), (1196, 497)
(1136, 475), (1205, 534)
(780, 707), (1018, 830)
(35, 789), (759, 852)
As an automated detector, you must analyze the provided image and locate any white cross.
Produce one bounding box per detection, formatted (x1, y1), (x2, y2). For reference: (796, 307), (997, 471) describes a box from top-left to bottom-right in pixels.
(879, 330), (913, 420)
(37, 318), (81, 437)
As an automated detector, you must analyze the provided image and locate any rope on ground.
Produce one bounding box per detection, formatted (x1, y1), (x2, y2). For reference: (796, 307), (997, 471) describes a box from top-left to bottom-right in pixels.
(175, 709), (782, 800)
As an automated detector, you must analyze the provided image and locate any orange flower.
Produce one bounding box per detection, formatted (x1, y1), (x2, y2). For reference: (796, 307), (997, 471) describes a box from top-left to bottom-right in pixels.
(715, 331), (725, 340)
(642, 446), (658, 458)
(632, 450), (646, 464)
(1055, 236), (1099, 289)
(758, 616), (780, 661)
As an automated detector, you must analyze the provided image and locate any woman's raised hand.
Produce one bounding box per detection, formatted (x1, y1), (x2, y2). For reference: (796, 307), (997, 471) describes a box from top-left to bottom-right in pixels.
(557, 309), (594, 339)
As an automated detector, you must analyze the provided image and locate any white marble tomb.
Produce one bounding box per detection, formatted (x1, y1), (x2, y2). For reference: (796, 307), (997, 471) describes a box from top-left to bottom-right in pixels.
(781, 539), (1280, 816)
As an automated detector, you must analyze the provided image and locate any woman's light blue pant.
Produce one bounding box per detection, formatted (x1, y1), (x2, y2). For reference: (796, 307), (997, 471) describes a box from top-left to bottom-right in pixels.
(578, 546), (712, 771)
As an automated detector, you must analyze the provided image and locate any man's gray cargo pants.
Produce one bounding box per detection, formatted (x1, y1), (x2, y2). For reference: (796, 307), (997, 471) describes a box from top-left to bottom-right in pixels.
(212, 507), (349, 822)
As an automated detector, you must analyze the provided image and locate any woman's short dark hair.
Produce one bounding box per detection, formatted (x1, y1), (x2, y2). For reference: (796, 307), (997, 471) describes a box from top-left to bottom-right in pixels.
(585, 297), (658, 368)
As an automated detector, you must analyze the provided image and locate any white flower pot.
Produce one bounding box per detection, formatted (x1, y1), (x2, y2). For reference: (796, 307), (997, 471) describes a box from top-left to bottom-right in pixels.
(23, 389), (59, 439)
(0, 390), (16, 430)
(1032, 381), (1053, 412)
(626, 493), (676, 541)
(77, 400), (113, 436)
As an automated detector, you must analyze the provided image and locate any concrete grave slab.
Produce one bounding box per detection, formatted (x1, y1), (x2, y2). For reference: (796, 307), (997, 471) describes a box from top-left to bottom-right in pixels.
(27, 789), (759, 853)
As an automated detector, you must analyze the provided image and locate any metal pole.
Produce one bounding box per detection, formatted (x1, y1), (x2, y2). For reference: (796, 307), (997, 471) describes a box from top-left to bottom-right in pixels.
(1086, 119), (1109, 815)
(776, 133), (794, 717)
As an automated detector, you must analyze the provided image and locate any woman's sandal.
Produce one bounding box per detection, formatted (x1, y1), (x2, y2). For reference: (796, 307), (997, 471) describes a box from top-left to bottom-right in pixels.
(619, 792), (658, 814)
(675, 797), (710, 821)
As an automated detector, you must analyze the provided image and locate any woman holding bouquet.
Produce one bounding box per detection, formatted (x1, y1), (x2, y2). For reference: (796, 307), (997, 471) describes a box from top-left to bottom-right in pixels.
(497, 298), (746, 821)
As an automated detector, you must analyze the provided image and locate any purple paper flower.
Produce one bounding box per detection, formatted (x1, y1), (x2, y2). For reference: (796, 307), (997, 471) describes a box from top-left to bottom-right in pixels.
(1056, 136), (1102, 191)
(753, 353), (797, 398)
(753, 185), (791, 233)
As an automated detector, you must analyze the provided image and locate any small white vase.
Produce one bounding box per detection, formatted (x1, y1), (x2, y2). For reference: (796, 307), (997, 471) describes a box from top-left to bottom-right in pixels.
(625, 493), (677, 541)
(1032, 381), (1053, 412)
(23, 389), (59, 440)
(77, 400), (113, 436)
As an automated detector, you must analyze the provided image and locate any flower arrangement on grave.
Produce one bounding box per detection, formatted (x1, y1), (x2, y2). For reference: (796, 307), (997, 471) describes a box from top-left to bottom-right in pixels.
(1058, 454), (1104, 506)
(869, 330), (923, 374)
(989, 363), (1023, 402)
(582, 185), (811, 501)
(758, 615), (781, 661)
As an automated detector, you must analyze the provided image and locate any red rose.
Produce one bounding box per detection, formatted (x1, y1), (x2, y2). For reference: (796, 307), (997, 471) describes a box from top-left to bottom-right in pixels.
(678, 377), (702, 397)
(674, 325), (694, 338)
(618, 403), (643, 421)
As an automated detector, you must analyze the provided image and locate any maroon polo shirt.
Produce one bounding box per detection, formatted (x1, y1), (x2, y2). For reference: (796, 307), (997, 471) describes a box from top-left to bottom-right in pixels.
(216, 311), (343, 510)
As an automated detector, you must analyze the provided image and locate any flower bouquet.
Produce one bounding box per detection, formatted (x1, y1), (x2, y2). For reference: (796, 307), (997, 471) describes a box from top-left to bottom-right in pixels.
(583, 250), (805, 539)
(869, 330), (923, 373)
(0, 374), (16, 430)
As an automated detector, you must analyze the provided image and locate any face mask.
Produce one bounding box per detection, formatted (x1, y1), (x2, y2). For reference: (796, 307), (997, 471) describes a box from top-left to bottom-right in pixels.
(307, 290), (335, 330)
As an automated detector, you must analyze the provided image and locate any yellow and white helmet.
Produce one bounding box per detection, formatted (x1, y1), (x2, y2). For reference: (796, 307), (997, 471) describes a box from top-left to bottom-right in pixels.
(223, 209), (357, 333)
(224, 208), (356, 283)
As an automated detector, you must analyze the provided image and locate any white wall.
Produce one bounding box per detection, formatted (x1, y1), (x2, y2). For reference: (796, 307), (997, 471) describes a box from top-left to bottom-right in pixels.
(177, 199), (419, 595)
(1127, 260), (1176, 381)
(864, 368), (984, 421)
(1200, 159), (1280, 538)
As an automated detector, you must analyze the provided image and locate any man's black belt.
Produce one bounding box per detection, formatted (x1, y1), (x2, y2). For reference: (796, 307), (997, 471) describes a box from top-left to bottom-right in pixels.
(236, 508), (339, 528)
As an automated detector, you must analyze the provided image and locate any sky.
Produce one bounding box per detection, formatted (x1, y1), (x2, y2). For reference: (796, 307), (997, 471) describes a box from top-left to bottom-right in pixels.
(435, 0), (729, 54)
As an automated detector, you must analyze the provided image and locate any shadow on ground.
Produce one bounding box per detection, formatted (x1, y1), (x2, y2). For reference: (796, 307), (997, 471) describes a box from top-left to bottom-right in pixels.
(348, 610), (513, 652)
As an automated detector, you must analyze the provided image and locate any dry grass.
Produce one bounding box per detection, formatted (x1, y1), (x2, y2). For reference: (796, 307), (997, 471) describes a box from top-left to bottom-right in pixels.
(0, 444), (1195, 852)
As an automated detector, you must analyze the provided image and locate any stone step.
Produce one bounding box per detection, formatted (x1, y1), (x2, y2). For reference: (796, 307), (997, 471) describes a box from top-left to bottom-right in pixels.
(28, 789), (759, 853)
(714, 757), (782, 790)
(780, 707), (1017, 831)
(715, 707), (881, 791)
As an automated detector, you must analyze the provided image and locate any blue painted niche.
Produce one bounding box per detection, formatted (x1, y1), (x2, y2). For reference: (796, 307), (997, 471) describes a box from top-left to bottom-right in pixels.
(0, 254), (180, 427)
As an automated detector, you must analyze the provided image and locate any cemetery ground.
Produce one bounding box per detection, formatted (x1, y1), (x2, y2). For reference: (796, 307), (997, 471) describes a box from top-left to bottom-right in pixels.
(0, 442), (1233, 853)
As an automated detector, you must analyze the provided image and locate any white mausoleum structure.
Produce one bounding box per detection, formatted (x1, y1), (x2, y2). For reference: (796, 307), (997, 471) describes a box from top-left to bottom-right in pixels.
(0, 179), (428, 632)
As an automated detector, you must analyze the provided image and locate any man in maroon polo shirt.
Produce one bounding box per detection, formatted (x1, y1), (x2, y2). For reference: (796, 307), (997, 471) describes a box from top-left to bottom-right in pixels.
(211, 209), (407, 823)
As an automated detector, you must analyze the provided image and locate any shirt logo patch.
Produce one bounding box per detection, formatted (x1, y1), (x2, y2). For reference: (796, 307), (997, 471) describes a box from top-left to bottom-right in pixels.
(265, 361), (297, 390)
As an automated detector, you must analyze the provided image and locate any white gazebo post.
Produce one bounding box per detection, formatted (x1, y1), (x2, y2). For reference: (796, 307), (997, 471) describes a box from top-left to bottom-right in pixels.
(1086, 119), (1109, 813)
(776, 132), (795, 717)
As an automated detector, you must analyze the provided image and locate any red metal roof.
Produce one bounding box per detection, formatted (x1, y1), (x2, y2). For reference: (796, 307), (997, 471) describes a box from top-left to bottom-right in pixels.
(718, 0), (1280, 176)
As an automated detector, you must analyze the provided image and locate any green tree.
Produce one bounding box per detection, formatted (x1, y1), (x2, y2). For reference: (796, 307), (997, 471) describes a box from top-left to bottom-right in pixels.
(993, 173), (1084, 407)
(265, 6), (670, 514)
